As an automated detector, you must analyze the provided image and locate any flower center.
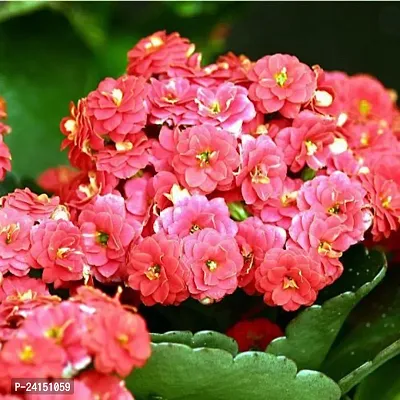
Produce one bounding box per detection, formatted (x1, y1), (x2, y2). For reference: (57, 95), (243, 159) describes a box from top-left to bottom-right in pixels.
(381, 195), (392, 209)
(117, 333), (129, 346)
(318, 241), (342, 258)
(45, 326), (63, 343)
(116, 141), (133, 152)
(305, 141), (318, 156)
(359, 99), (371, 117)
(0, 223), (20, 244)
(19, 345), (35, 363)
(17, 290), (35, 301)
(145, 264), (161, 280)
(110, 89), (123, 107)
(283, 276), (299, 290)
(190, 224), (201, 234)
(327, 204), (340, 215)
(162, 92), (179, 104)
(209, 101), (221, 114)
(206, 260), (218, 272)
(196, 150), (214, 167)
(144, 35), (164, 52)
(250, 165), (270, 184)
(96, 232), (109, 246)
(56, 247), (71, 259)
(281, 192), (297, 207)
(274, 67), (288, 87)
(360, 132), (369, 147)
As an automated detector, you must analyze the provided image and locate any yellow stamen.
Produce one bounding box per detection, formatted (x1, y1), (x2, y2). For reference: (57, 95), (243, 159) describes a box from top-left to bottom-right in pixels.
(196, 150), (214, 167)
(318, 241), (342, 258)
(115, 141), (133, 152)
(359, 99), (371, 117)
(145, 264), (161, 280)
(360, 132), (369, 147)
(274, 67), (288, 87)
(250, 165), (270, 184)
(144, 35), (164, 52)
(305, 141), (318, 156)
(281, 191), (297, 207)
(209, 101), (221, 114)
(19, 345), (35, 363)
(283, 277), (299, 290)
(381, 196), (392, 209)
(206, 260), (218, 272)
(190, 224), (200, 234)
(327, 204), (340, 215)
(111, 89), (123, 107)
(56, 247), (70, 259)
(117, 334), (129, 346)
(1, 223), (20, 244)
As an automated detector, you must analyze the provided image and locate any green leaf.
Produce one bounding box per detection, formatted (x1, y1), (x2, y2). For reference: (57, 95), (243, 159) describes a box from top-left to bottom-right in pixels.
(151, 330), (238, 356)
(0, 9), (101, 178)
(266, 246), (387, 370)
(354, 356), (400, 400)
(338, 338), (400, 395)
(0, 1), (50, 23)
(0, 172), (21, 196)
(127, 343), (341, 400)
(322, 265), (400, 381)
(228, 201), (251, 221)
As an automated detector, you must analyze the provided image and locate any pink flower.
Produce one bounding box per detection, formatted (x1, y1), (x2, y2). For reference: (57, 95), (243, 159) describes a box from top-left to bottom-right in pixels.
(275, 111), (336, 172)
(236, 135), (287, 205)
(17, 302), (90, 371)
(297, 171), (371, 244)
(78, 194), (139, 282)
(184, 82), (256, 136)
(150, 126), (180, 172)
(1, 189), (60, 222)
(87, 76), (148, 143)
(0, 209), (33, 277)
(359, 172), (400, 242)
(216, 52), (253, 84)
(248, 54), (316, 118)
(348, 75), (394, 124)
(325, 150), (362, 176)
(127, 31), (195, 79)
(37, 166), (79, 196)
(288, 210), (349, 283)
(30, 220), (86, 286)
(94, 132), (151, 179)
(235, 217), (286, 295)
(0, 336), (66, 378)
(154, 195), (238, 238)
(183, 228), (243, 302)
(255, 248), (324, 311)
(127, 233), (189, 306)
(82, 306), (151, 377)
(147, 77), (196, 126)
(0, 136), (11, 181)
(79, 371), (134, 400)
(172, 125), (240, 194)
(259, 177), (302, 229)
(0, 276), (49, 302)
(70, 286), (122, 311)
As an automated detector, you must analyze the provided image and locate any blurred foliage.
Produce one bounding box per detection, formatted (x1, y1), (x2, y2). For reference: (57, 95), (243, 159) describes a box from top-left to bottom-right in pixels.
(0, 1), (247, 179)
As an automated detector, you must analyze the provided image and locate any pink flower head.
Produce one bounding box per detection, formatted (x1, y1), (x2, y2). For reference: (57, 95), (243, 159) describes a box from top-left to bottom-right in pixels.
(150, 126), (180, 172)
(172, 125), (240, 194)
(325, 150), (362, 176)
(0, 336), (66, 378)
(359, 172), (400, 242)
(275, 110), (336, 172)
(248, 54), (316, 118)
(183, 228), (243, 302)
(216, 52), (253, 84)
(0, 136), (11, 181)
(297, 171), (371, 244)
(37, 166), (79, 196)
(94, 132), (151, 179)
(348, 75), (394, 124)
(255, 248), (324, 311)
(184, 82), (256, 136)
(127, 233), (189, 306)
(78, 371), (134, 400)
(0, 189), (60, 222)
(70, 286), (122, 311)
(288, 210), (349, 283)
(0, 276), (49, 302)
(147, 77), (196, 126)
(0, 208), (33, 276)
(17, 302), (90, 371)
(235, 217), (286, 295)
(82, 306), (151, 377)
(127, 31), (195, 78)
(154, 195), (238, 238)
(259, 177), (302, 229)
(87, 76), (148, 143)
(236, 135), (287, 205)
(78, 194), (140, 282)
(30, 219), (86, 286)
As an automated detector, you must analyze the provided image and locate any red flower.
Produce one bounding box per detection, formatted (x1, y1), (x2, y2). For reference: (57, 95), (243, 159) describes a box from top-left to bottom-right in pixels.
(82, 306), (151, 377)
(236, 135), (287, 205)
(0, 276), (49, 302)
(255, 248), (324, 311)
(127, 31), (195, 79)
(0, 336), (66, 378)
(172, 125), (240, 194)
(87, 76), (148, 143)
(127, 233), (189, 306)
(226, 318), (283, 351)
(248, 54), (316, 118)
(183, 228), (243, 302)
(30, 220), (86, 287)
(37, 166), (79, 196)
(78, 194), (140, 282)
(236, 217), (286, 295)
(1, 189), (60, 222)
(0, 136), (11, 181)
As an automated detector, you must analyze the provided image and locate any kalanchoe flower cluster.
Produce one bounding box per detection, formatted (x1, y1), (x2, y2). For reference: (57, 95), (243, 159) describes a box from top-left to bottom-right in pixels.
(22, 30), (399, 314)
(0, 280), (150, 398)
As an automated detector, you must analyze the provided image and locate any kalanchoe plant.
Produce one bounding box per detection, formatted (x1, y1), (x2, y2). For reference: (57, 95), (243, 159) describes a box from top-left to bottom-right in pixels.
(0, 31), (399, 399)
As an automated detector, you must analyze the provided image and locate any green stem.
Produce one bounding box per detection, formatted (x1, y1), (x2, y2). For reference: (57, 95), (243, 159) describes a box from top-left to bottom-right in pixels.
(338, 338), (400, 395)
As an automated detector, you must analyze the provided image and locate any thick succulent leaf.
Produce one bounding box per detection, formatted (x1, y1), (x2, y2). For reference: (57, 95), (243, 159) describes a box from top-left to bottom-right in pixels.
(151, 330), (238, 356)
(266, 246), (386, 370)
(127, 343), (341, 400)
(322, 266), (400, 381)
(354, 356), (400, 400)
